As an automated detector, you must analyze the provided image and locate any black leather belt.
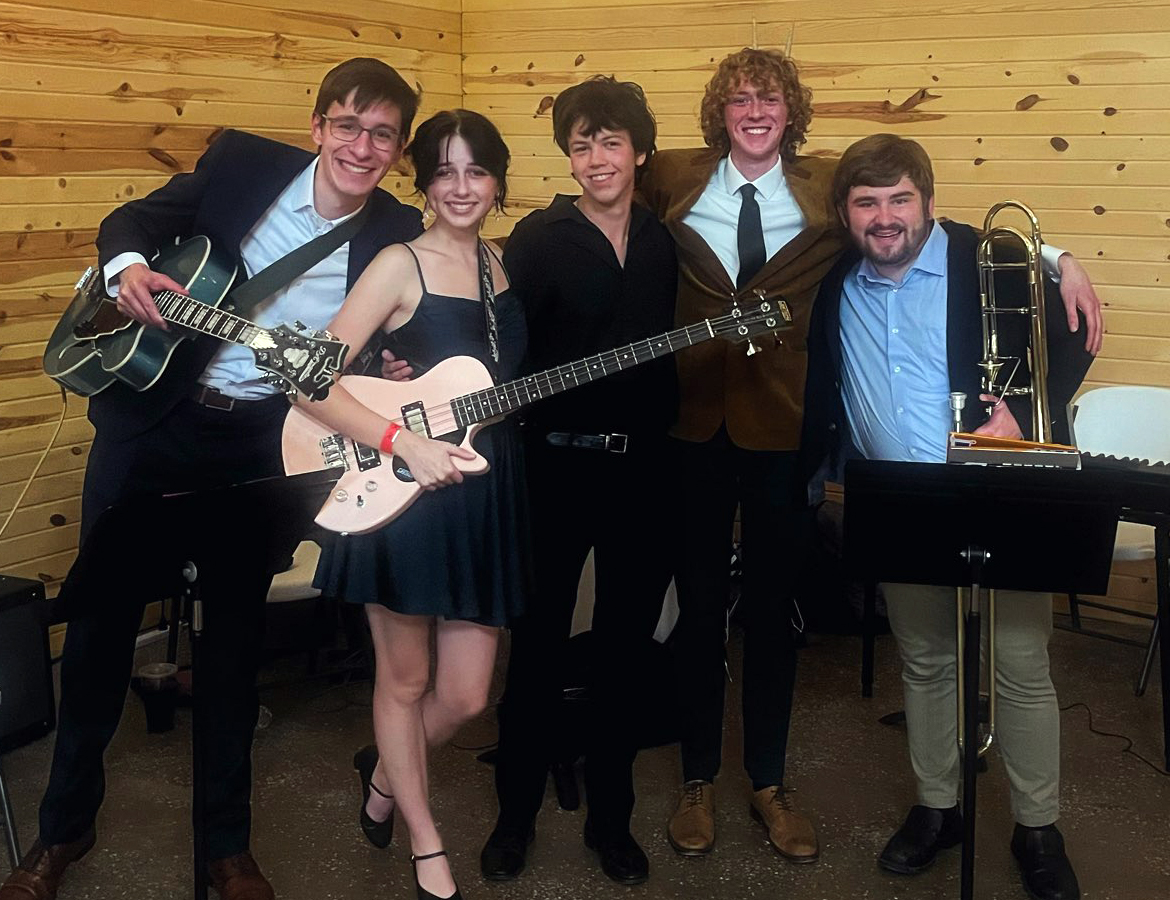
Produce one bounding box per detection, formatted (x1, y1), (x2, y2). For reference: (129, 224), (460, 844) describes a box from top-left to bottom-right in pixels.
(190, 385), (283, 412)
(545, 431), (628, 453)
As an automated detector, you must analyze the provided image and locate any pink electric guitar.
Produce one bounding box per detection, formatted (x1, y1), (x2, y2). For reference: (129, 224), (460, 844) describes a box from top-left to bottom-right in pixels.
(282, 298), (791, 533)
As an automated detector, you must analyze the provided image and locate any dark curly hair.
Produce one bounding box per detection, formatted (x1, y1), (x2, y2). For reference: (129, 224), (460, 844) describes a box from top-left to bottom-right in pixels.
(699, 48), (813, 161)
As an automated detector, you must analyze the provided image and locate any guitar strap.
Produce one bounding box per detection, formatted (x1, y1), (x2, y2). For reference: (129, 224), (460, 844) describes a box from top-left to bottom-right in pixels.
(224, 201), (371, 317)
(477, 239), (500, 381)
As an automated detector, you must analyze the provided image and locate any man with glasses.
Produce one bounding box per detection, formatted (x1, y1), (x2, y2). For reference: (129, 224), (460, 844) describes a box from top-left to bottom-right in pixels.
(0, 58), (421, 900)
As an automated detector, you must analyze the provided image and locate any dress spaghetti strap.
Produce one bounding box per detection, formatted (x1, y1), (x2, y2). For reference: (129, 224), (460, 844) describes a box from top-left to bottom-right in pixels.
(402, 244), (429, 295)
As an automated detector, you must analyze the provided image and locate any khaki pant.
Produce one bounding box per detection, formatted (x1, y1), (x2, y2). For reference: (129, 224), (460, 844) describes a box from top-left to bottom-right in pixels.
(884, 584), (1059, 827)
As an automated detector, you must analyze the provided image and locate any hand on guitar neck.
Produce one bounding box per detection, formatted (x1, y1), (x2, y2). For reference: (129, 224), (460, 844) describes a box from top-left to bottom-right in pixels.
(114, 262), (188, 330)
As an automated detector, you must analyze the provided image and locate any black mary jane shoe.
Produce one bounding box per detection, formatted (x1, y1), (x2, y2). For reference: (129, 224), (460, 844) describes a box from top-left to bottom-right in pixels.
(353, 744), (394, 849)
(583, 821), (650, 886)
(1011, 823), (1081, 900)
(878, 804), (964, 875)
(412, 849), (464, 900)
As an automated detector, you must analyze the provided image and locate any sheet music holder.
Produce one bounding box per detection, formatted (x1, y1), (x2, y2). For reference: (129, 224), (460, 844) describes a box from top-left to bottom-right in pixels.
(844, 459), (1118, 900)
(55, 469), (339, 900)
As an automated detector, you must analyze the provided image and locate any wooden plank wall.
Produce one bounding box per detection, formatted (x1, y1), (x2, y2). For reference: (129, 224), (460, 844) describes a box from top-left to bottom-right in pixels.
(0, 0), (460, 616)
(2, 0), (1166, 627)
(463, 0), (1169, 624)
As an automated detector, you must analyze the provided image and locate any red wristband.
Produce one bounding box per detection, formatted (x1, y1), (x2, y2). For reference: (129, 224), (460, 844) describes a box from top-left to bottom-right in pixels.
(379, 422), (402, 453)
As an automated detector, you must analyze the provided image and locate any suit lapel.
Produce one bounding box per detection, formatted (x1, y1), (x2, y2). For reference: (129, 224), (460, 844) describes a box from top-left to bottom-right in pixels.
(943, 221), (985, 428)
(661, 149), (734, 296)
(227, 151), (311, 252)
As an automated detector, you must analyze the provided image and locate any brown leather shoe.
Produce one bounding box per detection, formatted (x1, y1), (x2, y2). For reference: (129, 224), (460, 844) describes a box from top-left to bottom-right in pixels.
(749, 785), (819, 863)
(0, 829), (96, 900)
(667, 780), (715, 855)
(208, 852), (275, 900)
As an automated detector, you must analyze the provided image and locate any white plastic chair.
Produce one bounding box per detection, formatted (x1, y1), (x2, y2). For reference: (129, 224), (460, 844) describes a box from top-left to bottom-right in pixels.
(1069, 385), (1170, 694)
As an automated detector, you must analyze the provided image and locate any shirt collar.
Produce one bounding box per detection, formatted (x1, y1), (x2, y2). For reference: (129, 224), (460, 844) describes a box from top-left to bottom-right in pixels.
(721, 155), (785, 202)
(856, 219), (948, 287)
(545, 192), (652, 236)
(292, 157), (365, 226)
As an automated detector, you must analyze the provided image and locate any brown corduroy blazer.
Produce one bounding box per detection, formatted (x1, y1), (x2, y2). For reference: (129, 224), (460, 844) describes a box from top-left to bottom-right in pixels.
(640, 147), (848, 451)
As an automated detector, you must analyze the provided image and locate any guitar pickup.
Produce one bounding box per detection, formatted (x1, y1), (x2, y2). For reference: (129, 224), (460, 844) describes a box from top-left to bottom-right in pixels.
(401, 401), (429, 438)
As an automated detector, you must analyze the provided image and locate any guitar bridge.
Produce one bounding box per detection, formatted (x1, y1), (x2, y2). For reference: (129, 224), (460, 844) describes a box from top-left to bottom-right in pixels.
(319, 434), (350, 471)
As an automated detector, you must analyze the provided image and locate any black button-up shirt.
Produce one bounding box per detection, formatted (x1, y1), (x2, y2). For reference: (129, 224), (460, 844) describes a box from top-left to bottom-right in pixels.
(503, 194), (679, 440)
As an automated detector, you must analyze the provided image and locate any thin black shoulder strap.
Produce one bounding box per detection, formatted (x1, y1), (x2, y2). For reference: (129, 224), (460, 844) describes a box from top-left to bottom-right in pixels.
(401, 243), (429, 295)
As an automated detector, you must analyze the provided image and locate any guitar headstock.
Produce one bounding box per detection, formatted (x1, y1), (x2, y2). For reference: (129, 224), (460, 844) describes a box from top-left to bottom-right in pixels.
(709, 294), (794, 351)
(254, 322), (349, 402)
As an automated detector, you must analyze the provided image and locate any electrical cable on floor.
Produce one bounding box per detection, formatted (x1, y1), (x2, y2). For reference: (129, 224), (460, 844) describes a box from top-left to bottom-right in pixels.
(1060, 701), (1170, 777)
(0, 385), (69, 542)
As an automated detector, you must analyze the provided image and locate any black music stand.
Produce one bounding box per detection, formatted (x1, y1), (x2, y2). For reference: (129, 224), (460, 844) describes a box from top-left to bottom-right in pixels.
(54, 470), (339, 900)
(844, 460), (1118, 900)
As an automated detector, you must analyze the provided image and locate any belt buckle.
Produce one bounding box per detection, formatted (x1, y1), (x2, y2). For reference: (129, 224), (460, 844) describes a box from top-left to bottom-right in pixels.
(196, 386), (235, 412)
(605, 433), (628, 453)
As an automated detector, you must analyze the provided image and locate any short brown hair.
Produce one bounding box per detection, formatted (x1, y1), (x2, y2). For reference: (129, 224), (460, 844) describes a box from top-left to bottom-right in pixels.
(831, 134), (935, 213)
(314, 58), (419, 143)
(407, 109), (511, 212)
(552, 76), (657, 181)
(699, 48), (813, 161)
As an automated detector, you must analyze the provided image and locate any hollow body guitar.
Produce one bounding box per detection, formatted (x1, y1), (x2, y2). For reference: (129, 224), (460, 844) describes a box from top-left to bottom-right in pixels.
(282, 297), (792, 534)
(42, 236), (347, 402)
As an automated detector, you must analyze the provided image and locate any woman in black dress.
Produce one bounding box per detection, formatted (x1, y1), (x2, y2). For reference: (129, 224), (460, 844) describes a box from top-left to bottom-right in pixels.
(303, 110), (527, 900)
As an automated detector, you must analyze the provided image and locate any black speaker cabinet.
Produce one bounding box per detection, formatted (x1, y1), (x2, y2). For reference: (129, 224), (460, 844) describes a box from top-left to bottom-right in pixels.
(0, 575), (55, 754)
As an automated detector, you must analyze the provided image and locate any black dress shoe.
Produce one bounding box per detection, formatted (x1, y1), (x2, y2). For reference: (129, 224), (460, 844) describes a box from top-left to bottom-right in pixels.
(878, 805), (963, 874)
(480, 823), (535, 881)
(583, 822), (649, 886)
(353, 744), (394, 849)
(1011, 823), (1080, 900)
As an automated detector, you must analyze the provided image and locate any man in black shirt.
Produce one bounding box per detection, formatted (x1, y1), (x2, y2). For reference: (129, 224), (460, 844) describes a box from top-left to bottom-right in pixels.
(479, 76), (679, 886)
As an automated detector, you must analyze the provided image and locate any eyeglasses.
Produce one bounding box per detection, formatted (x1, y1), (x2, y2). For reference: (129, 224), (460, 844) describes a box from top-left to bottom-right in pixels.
(320, 115), (401, 151)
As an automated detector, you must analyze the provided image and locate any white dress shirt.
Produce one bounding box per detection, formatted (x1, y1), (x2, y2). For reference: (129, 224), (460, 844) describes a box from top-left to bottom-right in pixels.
(682, 156), (806, 284)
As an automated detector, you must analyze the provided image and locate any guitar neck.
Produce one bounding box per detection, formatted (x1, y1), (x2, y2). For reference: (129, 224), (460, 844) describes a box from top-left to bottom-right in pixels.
(451, 318), (722, 428)
(152, 290), (265, 347)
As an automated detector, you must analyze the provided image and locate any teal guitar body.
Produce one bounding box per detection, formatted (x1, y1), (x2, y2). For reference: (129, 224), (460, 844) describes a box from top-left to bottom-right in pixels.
(43, 236), (239, 396)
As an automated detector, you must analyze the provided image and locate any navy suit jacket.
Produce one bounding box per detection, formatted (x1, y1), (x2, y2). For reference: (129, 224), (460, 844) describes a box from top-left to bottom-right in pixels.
(92, 130), (422, 439)
(801, 219), (1093, 492)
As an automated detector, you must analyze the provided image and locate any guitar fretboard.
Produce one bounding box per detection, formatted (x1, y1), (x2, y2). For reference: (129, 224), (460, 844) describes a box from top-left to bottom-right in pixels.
(450, 317), (725, 428)
(153, 291), (263, 346)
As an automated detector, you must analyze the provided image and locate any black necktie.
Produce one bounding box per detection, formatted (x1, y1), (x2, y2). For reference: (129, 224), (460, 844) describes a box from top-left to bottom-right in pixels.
(736, 183), (765, 289)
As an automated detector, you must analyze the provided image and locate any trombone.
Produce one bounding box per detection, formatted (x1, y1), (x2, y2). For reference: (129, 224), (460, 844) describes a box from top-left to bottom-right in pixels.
(954, 199), (1053, 758)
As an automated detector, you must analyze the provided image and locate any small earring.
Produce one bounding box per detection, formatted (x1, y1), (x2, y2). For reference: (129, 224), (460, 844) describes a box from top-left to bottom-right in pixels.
(421, 200), (434, 224)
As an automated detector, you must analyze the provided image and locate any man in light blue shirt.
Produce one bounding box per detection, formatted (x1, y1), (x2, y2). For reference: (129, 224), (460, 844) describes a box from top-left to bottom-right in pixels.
(803, 134), (1092, 900)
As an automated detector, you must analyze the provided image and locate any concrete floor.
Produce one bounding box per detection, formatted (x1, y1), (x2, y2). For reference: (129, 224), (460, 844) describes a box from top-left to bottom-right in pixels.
(2, 618), (1168, 900)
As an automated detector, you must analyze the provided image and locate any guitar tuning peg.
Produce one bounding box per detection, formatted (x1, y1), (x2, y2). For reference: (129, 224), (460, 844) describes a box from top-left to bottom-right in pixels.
(746, 339), (760, 356)
(293, 320), (307, 331)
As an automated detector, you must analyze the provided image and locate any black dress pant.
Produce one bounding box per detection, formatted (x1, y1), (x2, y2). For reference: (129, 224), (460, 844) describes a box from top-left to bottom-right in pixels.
(494, 433), (675, 836)
(40, 395), (288, 861)
(669, 427), (803, 789)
